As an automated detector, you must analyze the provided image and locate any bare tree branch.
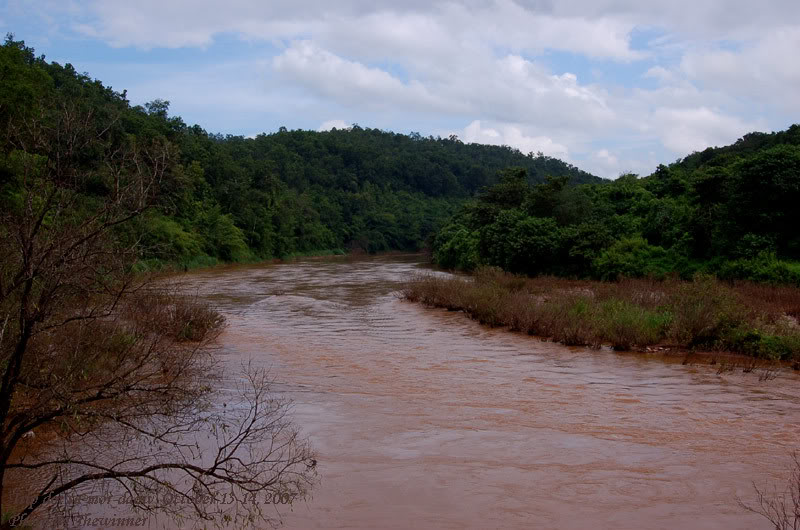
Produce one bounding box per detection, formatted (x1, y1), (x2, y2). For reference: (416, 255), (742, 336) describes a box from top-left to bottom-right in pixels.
(1, 92), (316, 529)
(739, 451), (800, 530)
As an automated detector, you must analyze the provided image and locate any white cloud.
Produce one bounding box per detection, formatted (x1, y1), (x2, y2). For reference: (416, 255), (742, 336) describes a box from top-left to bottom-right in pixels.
(64, 0), (800, 53)
(462, 120), (570, 159)
(69, 0), (645, 60)
(318, 119), (349, 131)
(595, 149), (618, 167)
(271, 38), (615, 136)
(643, 66), (677, 85)
(680, 27), (800, 111)
(9, 0), (799, 175)
(518, 0), (800, 40)
(273, 40), (455, 113)
(651, 107), (759, 154)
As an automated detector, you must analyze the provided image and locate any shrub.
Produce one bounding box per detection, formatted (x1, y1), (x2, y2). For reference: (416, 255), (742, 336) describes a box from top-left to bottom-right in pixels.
(665, 274), (747, 348)
(433, 223), (481, 270)
(401, 268), (800, 360)
(598, 299), (670, 350)
(717, 252), (800, 285)
(593, 237), (673, 280)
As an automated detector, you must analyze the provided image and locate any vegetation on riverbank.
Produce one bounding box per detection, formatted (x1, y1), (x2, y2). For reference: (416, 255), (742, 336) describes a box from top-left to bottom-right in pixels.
(402, 267), (800, 361)
(432, 125), (800, 284)
(1, 35), (598, 274)
(1, 36), (319, 528)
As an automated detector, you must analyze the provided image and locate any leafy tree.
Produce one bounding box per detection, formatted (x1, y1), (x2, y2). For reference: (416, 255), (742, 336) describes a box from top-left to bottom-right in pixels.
(433, 222), (481, 270)
(592, 237), (671, 280)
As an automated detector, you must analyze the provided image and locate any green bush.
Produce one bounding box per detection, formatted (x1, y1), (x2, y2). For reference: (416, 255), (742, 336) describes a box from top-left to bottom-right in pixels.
(593, 237), (673, 280)
(479, 210), (562, 276)
(598, 299), (670, 350)
(717, 252), (800, 285)
(726, 327), (800, 360)
(666, 274), (746, 347)
(433, 223), (481, 270)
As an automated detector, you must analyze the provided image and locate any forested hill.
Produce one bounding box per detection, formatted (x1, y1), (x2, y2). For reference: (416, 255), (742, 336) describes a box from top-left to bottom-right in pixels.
(0, 36), (598, 268)
(187, 126), (600, 200)
(432, 123), (800, 284)
(667, 126), (800, 173)
(171, 124), (598, 259)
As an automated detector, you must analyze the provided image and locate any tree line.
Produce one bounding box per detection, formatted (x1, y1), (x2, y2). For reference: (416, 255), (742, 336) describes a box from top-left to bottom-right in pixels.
(0, 35), (600, 271)
(433, 127), (800, 284)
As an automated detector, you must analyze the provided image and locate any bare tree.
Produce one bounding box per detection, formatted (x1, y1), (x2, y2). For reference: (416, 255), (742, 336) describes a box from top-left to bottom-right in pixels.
(0, 91), (315, 528)
(739, 451), (800, 530)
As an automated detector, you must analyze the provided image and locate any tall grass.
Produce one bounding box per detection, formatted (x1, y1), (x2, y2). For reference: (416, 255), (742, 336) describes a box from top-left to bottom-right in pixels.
(401, 266), (800, 360)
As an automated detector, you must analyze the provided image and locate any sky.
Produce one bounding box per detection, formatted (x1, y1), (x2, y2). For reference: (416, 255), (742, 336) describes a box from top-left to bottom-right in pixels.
(2, 1), (799, 178)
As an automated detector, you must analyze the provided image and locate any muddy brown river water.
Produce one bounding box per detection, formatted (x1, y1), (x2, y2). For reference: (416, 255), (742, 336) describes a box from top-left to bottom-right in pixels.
(173, 254), (799, 530)
(11, 253), (799, 529)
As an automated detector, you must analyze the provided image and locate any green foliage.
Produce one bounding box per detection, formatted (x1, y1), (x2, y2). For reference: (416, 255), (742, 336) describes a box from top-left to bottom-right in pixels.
(430, 125), (800, 287)
(726, 328), (800, 361)
(715, 253), (800, 285)
(433, 222), (481, 270)
(6, 35), (800, 284)
(0, 36), (600, 272)
(197, 205), (251, 262)
(592, 237), (672, 280)
(479, 211), (562, 275)
(137, 212), (204, 262)
(0, 36), (51, 128)
(597, 299), (671, 351)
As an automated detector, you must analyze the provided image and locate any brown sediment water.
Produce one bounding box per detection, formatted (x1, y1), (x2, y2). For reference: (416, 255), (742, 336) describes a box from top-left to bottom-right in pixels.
(178, 254), (799, 530)
(8, 254), (799, 529)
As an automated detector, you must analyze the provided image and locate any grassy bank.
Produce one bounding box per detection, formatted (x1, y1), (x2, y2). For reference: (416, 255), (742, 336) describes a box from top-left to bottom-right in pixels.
(402, 267), (800, 361)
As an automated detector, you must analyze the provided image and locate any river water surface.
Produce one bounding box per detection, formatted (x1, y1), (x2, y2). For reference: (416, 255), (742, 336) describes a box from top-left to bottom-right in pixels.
(181, 254), (799, 530)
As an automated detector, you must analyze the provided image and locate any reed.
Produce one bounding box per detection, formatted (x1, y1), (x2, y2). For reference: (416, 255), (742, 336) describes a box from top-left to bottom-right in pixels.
(401, 267), (800, 360)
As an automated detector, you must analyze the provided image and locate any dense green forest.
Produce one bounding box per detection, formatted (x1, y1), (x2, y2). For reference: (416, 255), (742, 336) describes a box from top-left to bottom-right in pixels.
(0, 36), (598, 269)
(433, 125), (800, 284)
(5, 34), (797, 284)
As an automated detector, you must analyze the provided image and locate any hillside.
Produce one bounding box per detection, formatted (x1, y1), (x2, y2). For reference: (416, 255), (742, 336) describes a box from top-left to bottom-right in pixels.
(0, 36), (598, 268)
(432, 125), (800, 284)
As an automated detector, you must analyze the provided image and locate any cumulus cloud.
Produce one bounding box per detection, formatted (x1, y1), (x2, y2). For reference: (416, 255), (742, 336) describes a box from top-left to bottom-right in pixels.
(69, 0), (645, 60)
(273, 40), (456, 113)
(577, 149), (621, 178)
(516, 0), (800, 40)
(651, 107), (760, 154)
(273, 39), (614, 134)
(594, 148), (618, 167)
(462, 120), (570, 159)
(63, 0), (800, 54)
(644, 66), (677, 85)
(680, 27), (800, 111)
(318, 119), (350, 131)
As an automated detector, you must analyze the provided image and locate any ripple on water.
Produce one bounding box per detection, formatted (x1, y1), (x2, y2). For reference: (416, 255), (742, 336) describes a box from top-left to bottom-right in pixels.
(22, 254), (795, 530)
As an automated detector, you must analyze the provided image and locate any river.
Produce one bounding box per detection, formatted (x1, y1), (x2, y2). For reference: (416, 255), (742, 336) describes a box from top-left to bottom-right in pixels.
(173, 253), (800, 529)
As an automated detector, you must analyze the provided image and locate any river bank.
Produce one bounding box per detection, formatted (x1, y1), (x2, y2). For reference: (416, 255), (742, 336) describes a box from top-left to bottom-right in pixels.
(401, 266), (800, 364)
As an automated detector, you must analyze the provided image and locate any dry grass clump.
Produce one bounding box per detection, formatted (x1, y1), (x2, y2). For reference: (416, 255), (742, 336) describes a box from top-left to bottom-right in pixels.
(401, 267), (800, 360)
(127, 284), (226, 343)
(732, 281), (800, 321)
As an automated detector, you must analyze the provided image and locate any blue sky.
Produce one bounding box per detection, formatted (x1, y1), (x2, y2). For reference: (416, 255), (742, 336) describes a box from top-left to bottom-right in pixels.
(2, 0), (799, 177)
